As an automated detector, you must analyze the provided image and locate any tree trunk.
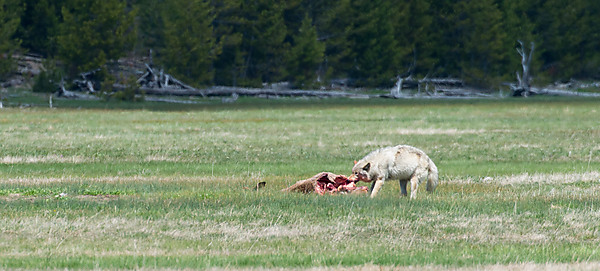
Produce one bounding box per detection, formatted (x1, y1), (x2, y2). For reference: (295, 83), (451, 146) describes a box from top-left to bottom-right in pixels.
(511, 40), (535, 97)
(391, 77), (403, 98)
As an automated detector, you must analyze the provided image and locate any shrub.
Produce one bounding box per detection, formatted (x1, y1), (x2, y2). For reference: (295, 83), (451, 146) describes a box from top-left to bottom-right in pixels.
(32, 69), (61, 93)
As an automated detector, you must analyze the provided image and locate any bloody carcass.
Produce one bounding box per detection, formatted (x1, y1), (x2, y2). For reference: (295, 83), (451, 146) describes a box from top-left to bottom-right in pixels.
(282, 172), (368, 195)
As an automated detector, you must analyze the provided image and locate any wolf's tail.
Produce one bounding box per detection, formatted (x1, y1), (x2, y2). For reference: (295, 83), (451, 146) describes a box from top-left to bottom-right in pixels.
(426, 158), (438, 192)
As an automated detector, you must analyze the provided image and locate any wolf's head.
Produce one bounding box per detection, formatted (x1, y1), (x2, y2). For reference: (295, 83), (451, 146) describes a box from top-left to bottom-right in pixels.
(349, 160), (372, 182)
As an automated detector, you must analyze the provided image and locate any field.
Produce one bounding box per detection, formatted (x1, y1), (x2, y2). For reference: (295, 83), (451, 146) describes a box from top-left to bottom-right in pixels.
(1, 96), (600, 269)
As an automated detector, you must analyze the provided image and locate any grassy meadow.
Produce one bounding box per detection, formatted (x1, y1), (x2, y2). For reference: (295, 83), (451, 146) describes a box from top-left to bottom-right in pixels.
(1, 96), (600, 269)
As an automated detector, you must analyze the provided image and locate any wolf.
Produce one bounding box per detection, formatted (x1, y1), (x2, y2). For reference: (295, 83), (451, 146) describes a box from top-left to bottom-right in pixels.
(349, 145), (438, 199)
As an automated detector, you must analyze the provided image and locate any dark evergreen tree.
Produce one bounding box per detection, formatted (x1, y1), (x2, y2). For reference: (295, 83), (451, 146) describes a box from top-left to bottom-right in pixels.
(538, 0), (599, 80)
(319, 0), (352, 81)
(431, 0), (508, 87)
(325, 0), (402, 87)
(134, 0), (166, 57)
(211, 0), (245, 86)
(457, 0), (508, 86)
(16, 0), (64, 57)
(282, 0), (337, 41)
(0, 0), (21, 80)
(578, 2), (600, 79)
(159, 0), (220, 86)
(427, 0), (457, 78)
(392, 0), (434, 77)
(8, 0), (600, 89)
(57, 0), (136, 75)
(286, 13), (325, 88)
(242, 0), (288, 86)
(212, 0), (288, 87)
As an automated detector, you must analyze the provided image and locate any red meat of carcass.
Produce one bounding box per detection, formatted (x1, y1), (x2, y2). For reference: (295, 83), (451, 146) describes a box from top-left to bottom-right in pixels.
(283, 172), (368, 195)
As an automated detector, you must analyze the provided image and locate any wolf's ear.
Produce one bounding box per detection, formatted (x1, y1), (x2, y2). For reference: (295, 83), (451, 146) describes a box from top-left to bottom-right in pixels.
(354, 160), (357, 165)
(363, 163), (370, 172)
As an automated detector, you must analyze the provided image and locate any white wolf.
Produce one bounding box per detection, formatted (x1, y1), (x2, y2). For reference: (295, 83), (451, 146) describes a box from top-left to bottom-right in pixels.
(349, 145), (438, 199)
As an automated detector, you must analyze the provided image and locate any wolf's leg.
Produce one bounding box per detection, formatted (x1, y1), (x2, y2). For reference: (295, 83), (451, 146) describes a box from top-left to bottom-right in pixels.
(399, 180), (408, 196)
(410, 165), (429, 199)
(370, 178), (385, 198)
(409, 176), (419, 199)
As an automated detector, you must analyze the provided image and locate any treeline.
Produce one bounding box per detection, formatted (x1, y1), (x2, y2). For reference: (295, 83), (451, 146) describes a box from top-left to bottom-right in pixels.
(2, 0), (600, 89)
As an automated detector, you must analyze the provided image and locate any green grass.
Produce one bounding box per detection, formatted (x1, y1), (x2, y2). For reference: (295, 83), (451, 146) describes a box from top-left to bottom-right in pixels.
(1, 95), (600, 269)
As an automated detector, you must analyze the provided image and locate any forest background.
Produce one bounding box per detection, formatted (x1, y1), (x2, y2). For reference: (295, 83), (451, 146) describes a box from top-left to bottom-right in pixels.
(1, 0), (599, 90)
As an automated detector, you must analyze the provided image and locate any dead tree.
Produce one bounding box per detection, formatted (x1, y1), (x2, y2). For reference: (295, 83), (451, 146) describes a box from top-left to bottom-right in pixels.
(391, 76), (408, 98)
(511, 40), (535, 97)
(57, 77), (82, 98)
(72, 68), (101, 93)
(136, 64), (199, 93)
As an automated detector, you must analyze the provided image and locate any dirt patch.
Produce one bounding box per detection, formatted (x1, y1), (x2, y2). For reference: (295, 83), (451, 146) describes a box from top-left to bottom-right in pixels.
(0, 193), (121, 202)
(143, 155), (182, 162)
(394, 128), (510, 135)
(0, 155), (90, 164)
(0, 193), (36, 202)
(0, 175), (246, 184)
(449, 172), (600, 185)
(75, 194), (121, 201)
(490, 172), (600, 185)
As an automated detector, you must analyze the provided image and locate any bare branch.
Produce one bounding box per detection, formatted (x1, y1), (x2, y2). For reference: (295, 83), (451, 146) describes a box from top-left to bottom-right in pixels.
(526, 42), (535, 69)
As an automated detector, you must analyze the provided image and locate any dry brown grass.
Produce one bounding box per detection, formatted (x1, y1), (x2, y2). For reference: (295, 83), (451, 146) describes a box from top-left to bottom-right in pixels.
(0, 175), (248, 185)
(447, 172), (600, 185)
(394, 128), (510, 135)
(0, 155), (90, 164)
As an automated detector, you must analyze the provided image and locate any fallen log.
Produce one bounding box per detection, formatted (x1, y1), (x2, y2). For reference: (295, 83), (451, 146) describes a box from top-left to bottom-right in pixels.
(112, 84), (371, 98)
(396, 78), (464, 89)
(390, 76), (464, 98)
(203, 86), (370, 98)
(534, 88), (600, 97)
